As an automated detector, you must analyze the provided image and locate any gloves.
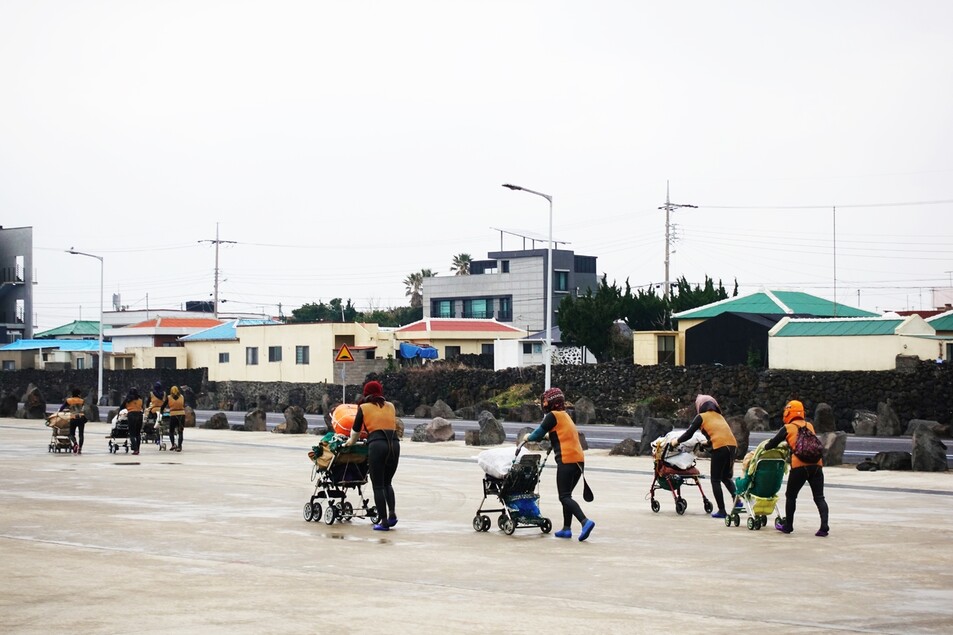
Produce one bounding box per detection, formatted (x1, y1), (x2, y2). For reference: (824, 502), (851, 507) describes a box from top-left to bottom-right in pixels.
(669, 437), (681, 448)
(344, 429), (359, 447)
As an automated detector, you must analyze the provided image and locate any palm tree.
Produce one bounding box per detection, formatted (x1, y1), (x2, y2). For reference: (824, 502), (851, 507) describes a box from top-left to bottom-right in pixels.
(450, 253), (472, 276)
(403, 268), (436, 308)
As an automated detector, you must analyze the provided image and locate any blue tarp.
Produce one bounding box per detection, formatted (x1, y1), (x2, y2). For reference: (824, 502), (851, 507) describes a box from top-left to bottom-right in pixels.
(399, 342), (439, 360)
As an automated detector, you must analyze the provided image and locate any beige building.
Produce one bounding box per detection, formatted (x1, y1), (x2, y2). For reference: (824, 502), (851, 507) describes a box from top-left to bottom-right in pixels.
(632, 331), (679, 366)
(768, 315), (946, 371)
(181, 319), (396, 383)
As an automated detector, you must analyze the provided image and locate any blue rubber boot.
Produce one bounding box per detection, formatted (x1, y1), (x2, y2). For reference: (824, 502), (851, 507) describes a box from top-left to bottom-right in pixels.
(554, 529), (572, 539)
(578, 519), (595, 542)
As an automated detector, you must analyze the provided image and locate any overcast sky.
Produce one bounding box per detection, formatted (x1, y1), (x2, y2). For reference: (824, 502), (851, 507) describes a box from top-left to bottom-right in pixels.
(3, 1), (952, 332)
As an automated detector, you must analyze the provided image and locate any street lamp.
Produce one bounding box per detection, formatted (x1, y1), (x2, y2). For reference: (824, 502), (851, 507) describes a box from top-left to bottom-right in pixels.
(502, 183), (553, 390)
(67, 249), (104, 410)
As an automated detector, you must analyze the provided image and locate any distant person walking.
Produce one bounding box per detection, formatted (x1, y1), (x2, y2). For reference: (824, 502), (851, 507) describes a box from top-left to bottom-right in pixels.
(121, 387), (145, 455)
(347, 380), (400, 531)
(526, 387), (595, 541)
(147, 381), (166, 434)
(60, 388), (87, 454)
(765, 400), (830, 537)
(166, 385), (185, 452)
(671, 394), (738, 519)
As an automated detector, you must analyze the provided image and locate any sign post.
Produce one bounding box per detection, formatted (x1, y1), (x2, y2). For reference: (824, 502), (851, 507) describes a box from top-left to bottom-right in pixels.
(335, 344), (355, 404)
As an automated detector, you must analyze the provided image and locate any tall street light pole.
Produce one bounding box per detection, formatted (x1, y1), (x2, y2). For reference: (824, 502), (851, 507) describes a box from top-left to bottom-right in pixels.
(67, 249), (104, 408)
(502, 183), (553, 390)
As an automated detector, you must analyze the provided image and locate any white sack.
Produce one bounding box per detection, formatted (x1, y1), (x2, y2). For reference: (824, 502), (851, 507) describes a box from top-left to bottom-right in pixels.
(651, 429), (706, 470)
(477, 446), (529, 478)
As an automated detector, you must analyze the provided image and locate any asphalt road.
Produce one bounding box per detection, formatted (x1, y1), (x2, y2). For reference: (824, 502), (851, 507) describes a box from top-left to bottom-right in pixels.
(197, 409), (950, 464)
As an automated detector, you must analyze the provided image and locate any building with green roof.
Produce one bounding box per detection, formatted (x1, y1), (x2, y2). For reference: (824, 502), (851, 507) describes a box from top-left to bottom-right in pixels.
(34, 320), (108, 340)
(662, 290), (878, 367)
(768, 315), (949, 370)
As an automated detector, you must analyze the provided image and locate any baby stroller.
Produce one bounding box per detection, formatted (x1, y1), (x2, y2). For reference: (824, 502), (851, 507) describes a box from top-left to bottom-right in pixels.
(303, 431), (377, 525)
(46, 412), (74, 453)
(727, 441), (789, 530)
(472, 445), (553, 535)
(107, 409), (130, 454)
(648, 430), (714, 516)
(142, 412), (167, 450)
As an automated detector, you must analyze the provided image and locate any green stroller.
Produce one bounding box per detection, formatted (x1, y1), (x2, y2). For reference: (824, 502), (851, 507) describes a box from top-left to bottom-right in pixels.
(726, 441), (789, 530)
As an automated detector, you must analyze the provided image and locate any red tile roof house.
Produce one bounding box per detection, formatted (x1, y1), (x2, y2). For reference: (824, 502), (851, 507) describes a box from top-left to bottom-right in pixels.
(107, 317), (224, 369)
(394, 318), (526, 361)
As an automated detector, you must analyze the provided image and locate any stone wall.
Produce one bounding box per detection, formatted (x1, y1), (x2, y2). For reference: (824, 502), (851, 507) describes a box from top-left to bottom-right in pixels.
(3, 361), (950, 430)
(0, 368), (207, 408)
(373, 360), (953, 430)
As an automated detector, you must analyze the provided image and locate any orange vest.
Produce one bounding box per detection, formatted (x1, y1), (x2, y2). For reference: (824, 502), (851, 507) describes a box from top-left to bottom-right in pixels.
(66, 396), (85, 419)
(358, 401), (397, 433)
(549, 410), (585, 464)
(167, 394), (185, 416)
(149, 392), (165, 413)
(700, 411), (737, 450)
(785, 420), (823, 469)
(125, 398), (144, 413)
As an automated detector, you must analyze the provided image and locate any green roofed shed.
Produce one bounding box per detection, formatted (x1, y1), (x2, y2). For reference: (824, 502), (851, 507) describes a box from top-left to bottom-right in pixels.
(773, 318), (903, 337)
(672, 290), (878, 320)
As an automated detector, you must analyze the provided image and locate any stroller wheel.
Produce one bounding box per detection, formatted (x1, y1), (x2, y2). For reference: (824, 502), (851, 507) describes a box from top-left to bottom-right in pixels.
(481, 515), (491, 532)
(724, 514), (732, 528)
(703, 499), (713, 514)
(501, 516), (516, 535)
(674, 498), (687, 515)
(342, 502), (353, 520)
(733, 513), (741, 527)
(651, 499), (660, 513)
(303, 502), (315, 522)
(498, 514), (508, 531)
(472, 515), (485, 532)
(747, 517), (756, 531)
(323, 505), (337, 525)
(540, 518), (552, 534)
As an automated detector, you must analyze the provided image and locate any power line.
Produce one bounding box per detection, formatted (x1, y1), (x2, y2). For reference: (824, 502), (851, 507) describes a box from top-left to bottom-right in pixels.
(698, 198), (953, 210)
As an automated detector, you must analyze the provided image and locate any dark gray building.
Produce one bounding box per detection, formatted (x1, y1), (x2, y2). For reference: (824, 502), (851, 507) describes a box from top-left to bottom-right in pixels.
(423, 248), (598, 333)
(0, 226), (34, 342)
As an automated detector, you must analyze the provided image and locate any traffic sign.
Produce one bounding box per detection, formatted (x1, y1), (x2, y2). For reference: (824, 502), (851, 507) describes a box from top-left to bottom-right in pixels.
(335, 344), (355, 362)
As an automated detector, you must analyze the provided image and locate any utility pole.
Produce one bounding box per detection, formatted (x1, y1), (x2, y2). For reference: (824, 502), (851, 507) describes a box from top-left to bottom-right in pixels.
(198, 223), (236, 318)
(658, 181), (697, 298)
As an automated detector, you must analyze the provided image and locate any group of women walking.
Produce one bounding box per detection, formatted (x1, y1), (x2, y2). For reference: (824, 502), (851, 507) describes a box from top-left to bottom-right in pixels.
(63, 378), (828, 538)
(341, 380), (828, 540)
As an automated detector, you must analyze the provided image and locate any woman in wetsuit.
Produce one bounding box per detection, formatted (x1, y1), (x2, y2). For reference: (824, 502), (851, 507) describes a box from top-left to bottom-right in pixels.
(671, 394), (738, 519)
(526, 387), (595, 542)
(347, 380), (400, 531)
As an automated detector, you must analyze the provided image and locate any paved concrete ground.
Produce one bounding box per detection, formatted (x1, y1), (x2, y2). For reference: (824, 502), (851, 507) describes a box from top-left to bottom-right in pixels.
(2, 419), (952, 635)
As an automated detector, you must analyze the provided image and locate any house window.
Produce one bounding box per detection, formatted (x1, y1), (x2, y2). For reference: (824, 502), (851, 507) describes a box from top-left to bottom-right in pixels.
(498, 297), (512, 321)
(156, 357), (177, 370)
(268, 346), (282, 362)
(246, 347), (259, 365)
(76, 357), (85, 369)
(523, 342), (542, 354)
(219, 352), (230, 363)
(365, 350), (375, 360)
(657, 335), (675, 366)
(296, 346), (310, 365)
(501, 260), (510, 273)
(445, 345), (461, 359)
(481, 343), (494, 355)
(433, 299), (453, 318)
(2, 360), (15, 370)
(463, 298), (491, 319)
(554, 270), (569, 292)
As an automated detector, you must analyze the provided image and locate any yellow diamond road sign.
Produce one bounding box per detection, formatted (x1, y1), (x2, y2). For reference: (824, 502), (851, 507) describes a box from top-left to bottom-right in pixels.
(335, 344), (355, 362)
